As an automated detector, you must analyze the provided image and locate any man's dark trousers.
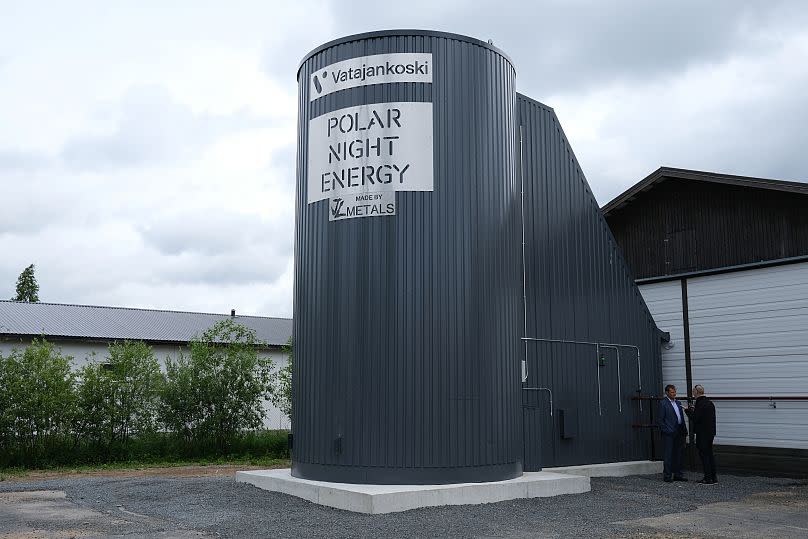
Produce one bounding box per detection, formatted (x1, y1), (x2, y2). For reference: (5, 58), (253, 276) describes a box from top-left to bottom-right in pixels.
(697, 435), (716, 481)
(662, 424), (687, 480)
(688, 395), (718, 482)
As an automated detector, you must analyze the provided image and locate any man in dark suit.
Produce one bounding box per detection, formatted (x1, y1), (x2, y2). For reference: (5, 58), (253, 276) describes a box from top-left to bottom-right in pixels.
(658, 384), (688, 482)
(686, 384), (717, 484)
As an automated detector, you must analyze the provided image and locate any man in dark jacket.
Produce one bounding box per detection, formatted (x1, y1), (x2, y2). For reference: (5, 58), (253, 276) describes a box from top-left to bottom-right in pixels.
(686, 384), (717, 484)
(658, 384), (688, 482)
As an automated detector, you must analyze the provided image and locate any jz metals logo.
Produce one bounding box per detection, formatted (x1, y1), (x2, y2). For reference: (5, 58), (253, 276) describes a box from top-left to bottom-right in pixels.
(310, 53), (432, 100)
(330, 197), (345, 218)
(329, 192), (396, 222)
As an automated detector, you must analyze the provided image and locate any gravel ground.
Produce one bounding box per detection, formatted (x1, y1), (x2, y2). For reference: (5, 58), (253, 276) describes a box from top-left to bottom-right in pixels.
(1, 470), (806, 538)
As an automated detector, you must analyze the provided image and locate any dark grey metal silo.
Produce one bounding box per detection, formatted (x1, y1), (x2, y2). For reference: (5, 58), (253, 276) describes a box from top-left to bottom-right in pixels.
(292, 30), (522, 484)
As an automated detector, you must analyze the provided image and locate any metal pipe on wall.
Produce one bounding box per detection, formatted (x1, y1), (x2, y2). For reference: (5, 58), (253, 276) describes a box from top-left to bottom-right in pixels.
(596, 343), (602, 415)
(601, 342), (642, 412)
(522, 337), (643, 416)
(598, 344), (622, 413)
(519, 125), (529, 386)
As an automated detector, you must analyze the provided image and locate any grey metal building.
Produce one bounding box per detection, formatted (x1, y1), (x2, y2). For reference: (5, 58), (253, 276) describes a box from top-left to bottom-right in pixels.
(518, 95), (662, 470)
(292, 30), (663, 484)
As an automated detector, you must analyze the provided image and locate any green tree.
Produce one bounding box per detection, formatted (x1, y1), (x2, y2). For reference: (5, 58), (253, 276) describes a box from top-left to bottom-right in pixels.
(0, 339), (75, 453)
(75, 341), (163, 448)
(161, 320), (275, 449)
(0, 350), (11, 448)
(11, 263), (40, 302)
(271, 337), (293, 420)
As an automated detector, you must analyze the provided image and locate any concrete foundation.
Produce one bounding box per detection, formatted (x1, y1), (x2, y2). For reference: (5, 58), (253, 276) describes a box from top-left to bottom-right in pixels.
(545, 460), (663, 478)
(236, 461), (660, 514)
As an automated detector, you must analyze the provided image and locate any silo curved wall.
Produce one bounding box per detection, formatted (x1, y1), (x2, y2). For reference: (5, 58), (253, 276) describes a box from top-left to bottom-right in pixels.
(293, 30), (522, 484)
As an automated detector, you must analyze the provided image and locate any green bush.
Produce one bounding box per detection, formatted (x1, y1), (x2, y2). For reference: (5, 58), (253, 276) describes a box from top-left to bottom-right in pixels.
(0, 339), (76, 465)
(0, 323), (288, 470)
(75, 341), (163, 451)
(271, 337), (293, 419)
(161, 319), (276, 450)
(0, 430), (289, 469)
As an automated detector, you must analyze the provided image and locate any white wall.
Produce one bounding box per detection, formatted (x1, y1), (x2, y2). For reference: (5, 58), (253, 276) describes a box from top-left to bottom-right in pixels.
(639, 280), (686, 391)
(0, 338), (290, 430)
(640, 261), (808, 449)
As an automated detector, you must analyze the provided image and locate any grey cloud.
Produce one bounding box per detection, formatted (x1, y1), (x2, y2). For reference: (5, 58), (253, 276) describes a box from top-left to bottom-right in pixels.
(0, 149), (52, 172)
(268, 143), (297, 193)
(139, 210), (293, 258)
(60, 85), (272, 171)
(265, 32), (321, 82)
(0, 171), (80, 235)
(136, 207), (294, 287)
(585, 73), (808, 204)
(158, 252), (289, 287)
(323, 0), (808, 97)
(682, 93), (808, 182)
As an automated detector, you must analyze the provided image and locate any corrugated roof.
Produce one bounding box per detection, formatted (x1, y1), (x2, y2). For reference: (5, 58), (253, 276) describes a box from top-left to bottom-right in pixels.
(602, 167), (808, 216)
(0, 300), (292, 347)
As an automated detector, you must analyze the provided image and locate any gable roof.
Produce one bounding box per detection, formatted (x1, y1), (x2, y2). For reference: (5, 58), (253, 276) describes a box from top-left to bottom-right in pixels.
(602, 167), (808, 216)
(0, 300), (292, 347)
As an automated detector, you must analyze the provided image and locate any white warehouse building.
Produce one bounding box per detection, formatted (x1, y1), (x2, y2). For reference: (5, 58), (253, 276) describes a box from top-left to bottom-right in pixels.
(0, 300), (292, 430)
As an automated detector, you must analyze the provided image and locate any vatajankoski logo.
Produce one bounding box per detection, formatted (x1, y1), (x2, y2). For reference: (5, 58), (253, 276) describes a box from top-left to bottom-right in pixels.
(311, 54), (431, 99)
(313, 71), (327, 94)
(330, 197), (345, 218)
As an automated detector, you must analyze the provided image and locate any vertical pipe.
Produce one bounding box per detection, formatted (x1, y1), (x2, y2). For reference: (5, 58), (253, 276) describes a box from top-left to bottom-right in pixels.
(596, 343), (602, 416)
(519, 125), (529, 384)
(637, 348), (642, 412)
(616, 346), (622, 413)
(681, 278), (694, 445)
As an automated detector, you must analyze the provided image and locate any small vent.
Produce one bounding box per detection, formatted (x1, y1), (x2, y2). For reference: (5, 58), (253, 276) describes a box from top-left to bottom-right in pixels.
(559, 408), (578, 439)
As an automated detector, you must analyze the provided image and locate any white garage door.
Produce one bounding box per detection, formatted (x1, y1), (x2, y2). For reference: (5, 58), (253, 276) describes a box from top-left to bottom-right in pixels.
(687, 262), (808, 449)
(642, 261), (808, 449)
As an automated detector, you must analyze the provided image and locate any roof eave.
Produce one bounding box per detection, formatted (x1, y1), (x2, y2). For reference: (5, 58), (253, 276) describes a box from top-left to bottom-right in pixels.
(602, 167), (808, 216)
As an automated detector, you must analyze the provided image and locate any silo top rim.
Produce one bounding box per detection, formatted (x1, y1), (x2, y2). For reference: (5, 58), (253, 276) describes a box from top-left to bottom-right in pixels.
(297, 29), (515, 80)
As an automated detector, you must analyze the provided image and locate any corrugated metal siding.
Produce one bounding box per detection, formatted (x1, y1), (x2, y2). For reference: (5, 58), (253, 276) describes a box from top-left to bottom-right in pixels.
(517, 94), (663, 468)
(293, 32), (522, 483)
(686, 262), (808, 449)
(606, 179), (808, 280)
(0, 301), (291, 346)
(639, 281), (686, 390)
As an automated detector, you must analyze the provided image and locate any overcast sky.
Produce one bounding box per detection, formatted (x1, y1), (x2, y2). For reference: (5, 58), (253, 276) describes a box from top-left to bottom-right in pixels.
(2, 1), (807, 317)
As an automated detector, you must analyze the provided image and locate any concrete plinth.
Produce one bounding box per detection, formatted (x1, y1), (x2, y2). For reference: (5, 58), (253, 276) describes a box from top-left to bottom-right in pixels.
(236, 469), (590, 514)
(545, 460), (663, 478)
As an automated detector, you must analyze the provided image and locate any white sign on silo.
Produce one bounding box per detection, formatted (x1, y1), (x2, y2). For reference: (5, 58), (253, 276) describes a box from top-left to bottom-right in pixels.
(307, 101), (434, 219)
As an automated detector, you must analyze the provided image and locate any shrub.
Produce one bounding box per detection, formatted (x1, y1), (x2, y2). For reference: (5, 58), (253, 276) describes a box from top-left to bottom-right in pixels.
(0, 339), (76, 461)
(75, 340), (163, 451)
(161, 320), (275, 450)
(271, 337), (293, 420)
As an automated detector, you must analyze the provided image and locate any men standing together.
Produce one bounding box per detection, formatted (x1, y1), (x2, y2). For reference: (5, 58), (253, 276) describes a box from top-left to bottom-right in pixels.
(658, 383), (718, 485)
(687, 384), (718, 484)
(658, 384), (688, 482)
